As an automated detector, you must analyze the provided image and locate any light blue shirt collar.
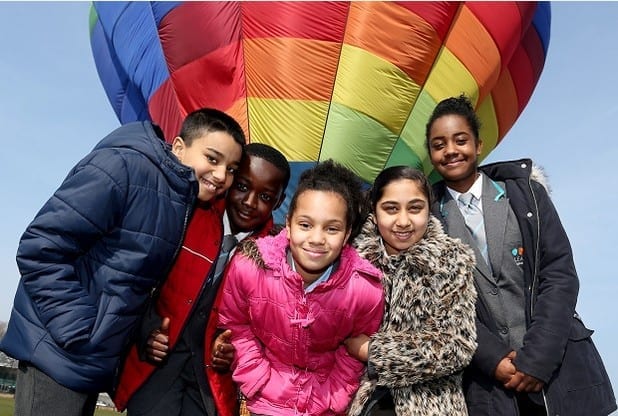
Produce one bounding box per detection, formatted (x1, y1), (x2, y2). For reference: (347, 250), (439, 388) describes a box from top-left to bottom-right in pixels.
(290, 257), (335, 293)
(447, 173), (484, 210)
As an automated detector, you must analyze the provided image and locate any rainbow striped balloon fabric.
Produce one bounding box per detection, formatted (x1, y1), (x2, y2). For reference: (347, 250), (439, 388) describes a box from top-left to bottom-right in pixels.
(90, 1), (550, 191)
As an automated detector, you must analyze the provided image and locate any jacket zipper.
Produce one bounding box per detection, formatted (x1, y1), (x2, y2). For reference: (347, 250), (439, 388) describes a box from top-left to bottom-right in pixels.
(113, 188), (195, 392)
(527, 172), (550, 415)
(150, 195), (195, 298)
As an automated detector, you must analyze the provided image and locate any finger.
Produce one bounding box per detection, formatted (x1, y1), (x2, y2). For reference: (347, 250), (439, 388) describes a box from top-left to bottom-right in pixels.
(212, 357), (232, 371)
(514, 377), (535, 393)
(160, 317), (171, 334)
(148, 343), (169, 356)
(218, 344), (235, 353)
(504, 373), (523, 390)
(151, 337), (169, 349)
(152, 333), (169, 344)
(212, 356), (231, 365)
(522, 380), (543, 393)
(146, 349), (165, 362)
(220, 329), (232, 342)
(151, 342), (168, 354)
(148, 353), (164, 362)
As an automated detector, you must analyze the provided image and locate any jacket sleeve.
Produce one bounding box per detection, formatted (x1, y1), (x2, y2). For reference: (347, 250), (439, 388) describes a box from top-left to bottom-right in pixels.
(368, 264), (477, 388)
(217, 255), (271, 399)
(17, 151), (127, 352)
(513, 182), (579, 383)
(310, 282), (384, 414)
(470, 318), (513, 377)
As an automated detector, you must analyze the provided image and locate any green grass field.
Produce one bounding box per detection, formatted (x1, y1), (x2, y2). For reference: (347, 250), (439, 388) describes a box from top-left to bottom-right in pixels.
(0, 395), (12, 416)
(0, 394), (123, 415)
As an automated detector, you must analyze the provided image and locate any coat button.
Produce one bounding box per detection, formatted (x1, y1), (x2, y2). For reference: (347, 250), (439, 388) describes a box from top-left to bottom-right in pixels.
(500, 327), (509, 334)
(527, 212), (533, 218)
(490, 288), (498, 295)
(520, 163), (527, 169)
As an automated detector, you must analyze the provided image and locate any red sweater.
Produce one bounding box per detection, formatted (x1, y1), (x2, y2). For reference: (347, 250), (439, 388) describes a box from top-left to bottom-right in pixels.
(114, 199), (225, 411)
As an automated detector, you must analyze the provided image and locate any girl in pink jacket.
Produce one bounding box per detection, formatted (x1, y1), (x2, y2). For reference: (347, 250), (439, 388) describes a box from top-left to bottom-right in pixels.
(218, 160), (384, 416)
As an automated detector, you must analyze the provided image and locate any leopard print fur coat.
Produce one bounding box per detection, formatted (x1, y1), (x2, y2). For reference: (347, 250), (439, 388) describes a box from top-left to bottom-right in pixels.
(348, 215), (477, 416)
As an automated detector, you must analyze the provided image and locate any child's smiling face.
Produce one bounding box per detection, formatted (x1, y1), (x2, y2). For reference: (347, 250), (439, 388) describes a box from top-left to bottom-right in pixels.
(285, 190), (351, 286)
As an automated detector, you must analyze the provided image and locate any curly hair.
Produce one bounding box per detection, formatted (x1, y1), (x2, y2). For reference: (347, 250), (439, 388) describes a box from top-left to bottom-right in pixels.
(288, 160), (365, 240)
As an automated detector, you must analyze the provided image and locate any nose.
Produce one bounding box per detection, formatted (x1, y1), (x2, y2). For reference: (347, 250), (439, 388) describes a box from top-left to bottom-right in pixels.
(444, 140), (458, 155)
(308, 228), (326, 245)
(242, 191), (258, 209)
(211, 165), (227, 183)
(395, 211), (411, 228)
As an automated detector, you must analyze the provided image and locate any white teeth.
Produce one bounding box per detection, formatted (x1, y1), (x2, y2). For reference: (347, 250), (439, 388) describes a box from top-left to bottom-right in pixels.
(201, 179), (217, 192)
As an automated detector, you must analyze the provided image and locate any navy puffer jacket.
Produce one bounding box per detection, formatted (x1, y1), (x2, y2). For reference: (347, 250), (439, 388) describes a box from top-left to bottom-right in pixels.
(0, 121), (200, 392)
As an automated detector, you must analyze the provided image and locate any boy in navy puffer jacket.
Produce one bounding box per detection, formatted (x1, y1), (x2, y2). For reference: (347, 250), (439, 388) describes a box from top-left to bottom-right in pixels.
(0, 108), (245, 416)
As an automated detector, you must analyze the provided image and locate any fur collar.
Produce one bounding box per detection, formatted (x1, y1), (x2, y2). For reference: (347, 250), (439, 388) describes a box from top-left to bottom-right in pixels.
(237, 228), (382, 281)
(353, 214), (474, 274)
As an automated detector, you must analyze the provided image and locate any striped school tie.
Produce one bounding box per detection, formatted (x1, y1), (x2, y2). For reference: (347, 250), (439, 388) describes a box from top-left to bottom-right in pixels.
(459, 192), (490, 266)
(210, 234), (238, 285)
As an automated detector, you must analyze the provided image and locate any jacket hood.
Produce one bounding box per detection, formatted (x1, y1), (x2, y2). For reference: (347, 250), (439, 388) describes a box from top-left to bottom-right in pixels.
(480, 158), (551, 194)
(93, 121), (195, 180)
(238, 228), (382, 283)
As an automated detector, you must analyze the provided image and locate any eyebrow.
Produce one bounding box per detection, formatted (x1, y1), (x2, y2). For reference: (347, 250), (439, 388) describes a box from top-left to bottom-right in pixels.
(381, 198), (426, 205)
(205, 147), (224, 158)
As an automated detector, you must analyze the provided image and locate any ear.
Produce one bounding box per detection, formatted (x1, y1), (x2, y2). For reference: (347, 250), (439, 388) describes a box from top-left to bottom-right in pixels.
(343, 228), (352, 245)
(274, 193), (286, 211)
(285, 215), (291, 239)
(476, 139), (483, 156)
(171, 136), (186, 160)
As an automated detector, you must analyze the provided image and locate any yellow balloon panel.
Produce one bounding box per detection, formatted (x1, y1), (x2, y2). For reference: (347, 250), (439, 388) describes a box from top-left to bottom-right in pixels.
(445, 5), (502, 102)
(424, 47), (480, 106)
(332, 44), (420, 134)
(476, 96), (499, 160)
(247, 98), (328, 162)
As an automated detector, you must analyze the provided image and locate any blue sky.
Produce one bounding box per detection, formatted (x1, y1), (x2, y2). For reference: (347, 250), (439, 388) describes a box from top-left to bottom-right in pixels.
(1, 1), (616, 400)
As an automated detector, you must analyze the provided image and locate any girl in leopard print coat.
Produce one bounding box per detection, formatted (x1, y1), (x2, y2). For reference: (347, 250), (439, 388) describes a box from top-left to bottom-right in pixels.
(345, 166), (477, 416)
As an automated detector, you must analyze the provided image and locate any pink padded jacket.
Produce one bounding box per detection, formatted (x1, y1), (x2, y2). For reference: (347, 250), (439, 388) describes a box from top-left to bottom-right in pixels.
(218, 230), (384, 416)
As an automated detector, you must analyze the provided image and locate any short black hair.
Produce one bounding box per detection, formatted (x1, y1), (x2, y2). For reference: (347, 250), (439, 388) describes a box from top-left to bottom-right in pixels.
(425, 94), (481, 151)
(179, 108), (246, 147)
(245, 143), (291, 191)
(288, 160), (365, 240)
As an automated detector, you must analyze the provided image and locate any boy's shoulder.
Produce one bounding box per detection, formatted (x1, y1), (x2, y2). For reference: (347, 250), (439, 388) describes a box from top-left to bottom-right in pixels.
(90, 121), (170, 165)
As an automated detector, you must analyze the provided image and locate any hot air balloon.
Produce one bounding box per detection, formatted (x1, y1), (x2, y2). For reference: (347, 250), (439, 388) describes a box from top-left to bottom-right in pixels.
(89, 1), (550, 216)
